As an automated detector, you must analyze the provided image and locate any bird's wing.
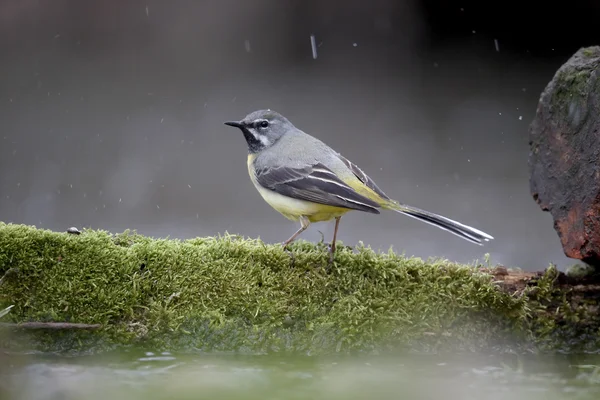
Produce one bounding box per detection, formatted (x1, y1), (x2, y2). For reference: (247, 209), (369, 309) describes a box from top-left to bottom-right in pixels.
(254, 162), (381, 214)
(336, 154), (391, 201)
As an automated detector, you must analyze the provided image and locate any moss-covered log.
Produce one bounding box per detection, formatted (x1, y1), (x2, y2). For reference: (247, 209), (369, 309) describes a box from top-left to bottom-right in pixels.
(0, 222), (599, 355)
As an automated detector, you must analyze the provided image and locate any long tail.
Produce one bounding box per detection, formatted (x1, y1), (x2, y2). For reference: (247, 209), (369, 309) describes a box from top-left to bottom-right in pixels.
(384, 202), (494, 245)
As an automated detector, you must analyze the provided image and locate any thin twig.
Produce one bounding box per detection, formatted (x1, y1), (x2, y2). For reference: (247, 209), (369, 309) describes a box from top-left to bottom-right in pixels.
(0, 322), (101, 330)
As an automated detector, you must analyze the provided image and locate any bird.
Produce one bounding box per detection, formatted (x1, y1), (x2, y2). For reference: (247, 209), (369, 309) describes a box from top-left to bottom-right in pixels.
(224, 109), (493, 256)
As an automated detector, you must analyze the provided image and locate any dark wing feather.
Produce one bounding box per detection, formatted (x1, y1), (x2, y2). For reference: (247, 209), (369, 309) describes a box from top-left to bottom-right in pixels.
(337, 154), (391, 201)
(255, 162), (381, 214)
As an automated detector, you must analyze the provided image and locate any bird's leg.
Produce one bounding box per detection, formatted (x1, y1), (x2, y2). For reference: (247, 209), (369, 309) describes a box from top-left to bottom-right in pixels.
(330, 216), (342, 253)
(328, 216), (342, 265)
(282, 216), (310, 248)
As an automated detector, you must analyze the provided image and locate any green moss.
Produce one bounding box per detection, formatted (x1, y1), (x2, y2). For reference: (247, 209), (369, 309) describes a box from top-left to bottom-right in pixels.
(581, 47), (599, 58)
(566, 263), (597, 279)
(549, 47), (600, 123)
(0, 223), (596, 355)
(551, 69), (590, 111)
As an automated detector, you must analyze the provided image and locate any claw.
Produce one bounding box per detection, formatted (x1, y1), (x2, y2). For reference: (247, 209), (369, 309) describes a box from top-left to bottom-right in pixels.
(317, 230), (325, 244)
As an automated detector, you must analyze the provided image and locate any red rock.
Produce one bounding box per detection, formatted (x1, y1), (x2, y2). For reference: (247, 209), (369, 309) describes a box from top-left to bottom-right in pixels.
(529, 46), (600, 269)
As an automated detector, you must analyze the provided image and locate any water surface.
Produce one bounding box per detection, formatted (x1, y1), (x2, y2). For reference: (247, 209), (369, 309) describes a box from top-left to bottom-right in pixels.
(2, 351), (599, 399)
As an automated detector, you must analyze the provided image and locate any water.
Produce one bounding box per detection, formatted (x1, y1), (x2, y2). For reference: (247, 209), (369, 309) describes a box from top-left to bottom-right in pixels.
(2, 351), (599, 399)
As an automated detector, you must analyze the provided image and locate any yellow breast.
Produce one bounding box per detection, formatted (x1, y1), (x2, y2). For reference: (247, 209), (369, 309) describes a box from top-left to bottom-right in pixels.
(246, 154), (352, 223)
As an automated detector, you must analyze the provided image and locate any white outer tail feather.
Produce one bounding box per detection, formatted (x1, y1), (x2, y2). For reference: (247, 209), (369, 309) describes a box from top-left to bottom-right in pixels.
(392, 205), (494, 245)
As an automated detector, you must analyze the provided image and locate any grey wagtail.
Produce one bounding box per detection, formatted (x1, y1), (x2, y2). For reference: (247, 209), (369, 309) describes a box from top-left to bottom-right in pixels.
(224, 109), (494, 255)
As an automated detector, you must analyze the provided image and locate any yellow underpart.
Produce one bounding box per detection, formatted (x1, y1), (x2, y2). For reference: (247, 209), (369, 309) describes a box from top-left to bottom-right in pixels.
(247, 154), (357, 223)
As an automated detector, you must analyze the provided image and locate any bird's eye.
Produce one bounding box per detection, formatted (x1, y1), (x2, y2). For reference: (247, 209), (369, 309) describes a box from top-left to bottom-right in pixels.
(259, 120), (269, 128)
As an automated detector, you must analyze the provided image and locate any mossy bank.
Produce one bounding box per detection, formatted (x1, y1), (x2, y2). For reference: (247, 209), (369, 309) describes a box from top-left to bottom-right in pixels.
(0, 223), (598, 355)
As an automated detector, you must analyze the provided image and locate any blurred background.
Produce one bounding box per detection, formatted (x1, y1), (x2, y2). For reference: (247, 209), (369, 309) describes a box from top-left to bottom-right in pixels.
(1, 0), (599, 270)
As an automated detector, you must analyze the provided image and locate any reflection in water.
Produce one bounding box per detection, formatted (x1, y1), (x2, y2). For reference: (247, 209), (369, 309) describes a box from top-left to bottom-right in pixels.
(2, 352), (599, 400)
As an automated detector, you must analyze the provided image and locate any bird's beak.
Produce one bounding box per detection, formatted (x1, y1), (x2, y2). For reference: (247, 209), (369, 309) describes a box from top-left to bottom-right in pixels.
(224, 120), (244, 129)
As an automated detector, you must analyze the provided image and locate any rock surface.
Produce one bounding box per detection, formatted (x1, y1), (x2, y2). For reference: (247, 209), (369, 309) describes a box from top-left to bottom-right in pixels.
(529, 46), (600, 268)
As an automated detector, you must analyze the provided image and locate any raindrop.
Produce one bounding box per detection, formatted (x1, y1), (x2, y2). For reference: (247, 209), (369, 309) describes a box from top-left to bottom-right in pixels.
(160, 118), (164, 123)
(67, 227), (81, 235)
(494, 39), (500, 52)
(188, 184), (192, 188)
(244, 39), (251, 53)
(352, 43), (358, 47)
(145, 6), (149, 17)
(310, 34), (317, 59)
(156, 205), (160, 209)
(518, 116), (523, 120)
(119, 198), (122, 203)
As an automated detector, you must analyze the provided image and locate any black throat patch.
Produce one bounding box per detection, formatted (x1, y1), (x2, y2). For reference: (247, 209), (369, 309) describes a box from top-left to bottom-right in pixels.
(241, 127), (265, 154)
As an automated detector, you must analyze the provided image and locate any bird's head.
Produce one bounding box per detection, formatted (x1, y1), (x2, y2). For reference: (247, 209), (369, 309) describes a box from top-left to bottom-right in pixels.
(224, 109), (294, 153)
